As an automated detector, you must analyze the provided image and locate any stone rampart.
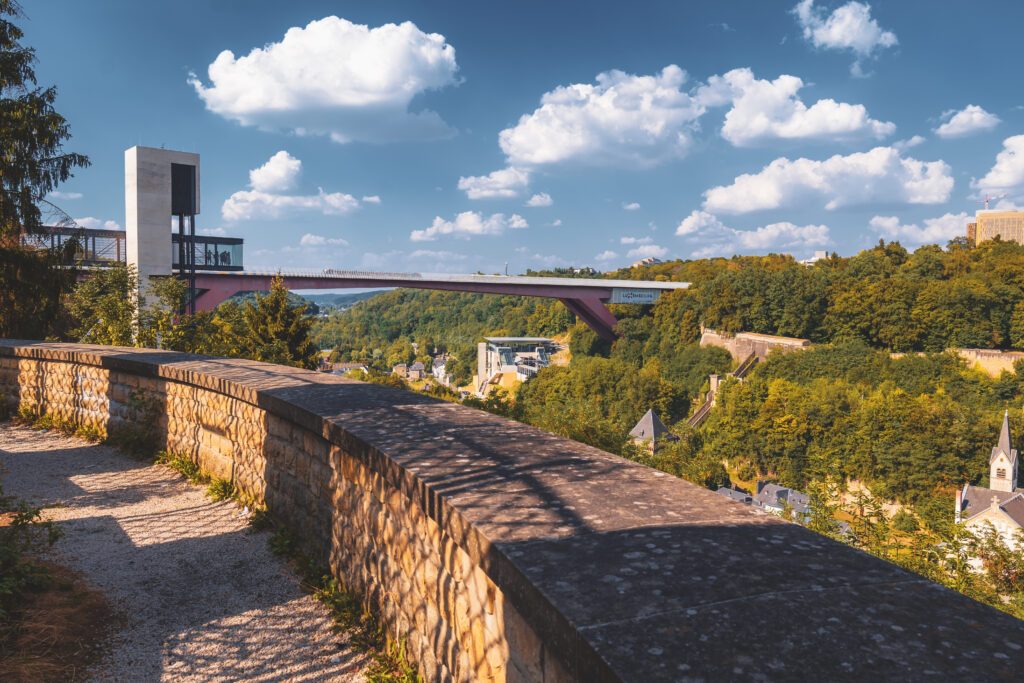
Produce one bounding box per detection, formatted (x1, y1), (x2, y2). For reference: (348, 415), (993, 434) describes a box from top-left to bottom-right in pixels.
(956, 348), (1024, 377)
(700, 327), (811, 364)
(1, 341), (1023, 681)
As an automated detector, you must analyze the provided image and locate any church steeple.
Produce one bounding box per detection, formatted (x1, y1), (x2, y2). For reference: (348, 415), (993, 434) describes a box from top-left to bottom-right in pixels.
(998, 410), (1012, 459)
(990, 410), (1019, 493)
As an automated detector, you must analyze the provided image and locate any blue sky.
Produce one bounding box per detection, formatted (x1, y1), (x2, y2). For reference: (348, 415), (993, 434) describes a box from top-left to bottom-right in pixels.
(21, 0), (1024, 274)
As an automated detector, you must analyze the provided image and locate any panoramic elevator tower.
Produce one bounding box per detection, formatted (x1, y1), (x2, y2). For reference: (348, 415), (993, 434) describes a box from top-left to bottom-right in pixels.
(124, 146), (200, 311)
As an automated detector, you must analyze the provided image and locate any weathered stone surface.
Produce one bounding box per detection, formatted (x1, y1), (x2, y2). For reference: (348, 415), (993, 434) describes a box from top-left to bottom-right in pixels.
(1, 340), (1023, 682)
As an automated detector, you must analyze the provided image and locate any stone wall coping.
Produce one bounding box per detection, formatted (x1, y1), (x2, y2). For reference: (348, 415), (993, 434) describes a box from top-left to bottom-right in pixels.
(4, 340), (1024, 680)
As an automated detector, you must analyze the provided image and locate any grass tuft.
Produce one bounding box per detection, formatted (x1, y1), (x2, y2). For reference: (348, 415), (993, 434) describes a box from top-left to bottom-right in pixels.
(267, 527), (420, 682)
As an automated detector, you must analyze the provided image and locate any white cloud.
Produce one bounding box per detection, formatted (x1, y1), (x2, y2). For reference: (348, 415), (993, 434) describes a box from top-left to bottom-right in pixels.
(410, 212), (528, 241)
(458, 167), (530, 199)
(676, 210), (830, 258)
(188, 16), (459, 143)
(934, 105), (1000, 139)
(620, 236), (653, 245)
(696, 68), (894, 146)
(626, 244), (668, 259)
(223, 189), (360, 221)
(48, 190), (82, 200)
(893, 135), (925, 152)
(299, 233), (349, 247)
(526, 192), (553, 207)
(223, 152), (369, 221)
(974, 135), (1024, 197)
(595, 250), (618, 262)
(551, 219), (563, 227)
(869, 212), (969, 246)
(703, 146), (953, 214)
(793, 1), (897, 71)
(409, 249), (466, 260)
(622, 202), (641, 210)
(249, 151), (301, 192)
(361, 195), (381, 204)
(74, 217), (121, 230)
(498, 65), (705, 168)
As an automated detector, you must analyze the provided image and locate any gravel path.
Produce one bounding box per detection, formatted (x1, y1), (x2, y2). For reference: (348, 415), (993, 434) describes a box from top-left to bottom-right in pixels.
(0, 423), (367, 682)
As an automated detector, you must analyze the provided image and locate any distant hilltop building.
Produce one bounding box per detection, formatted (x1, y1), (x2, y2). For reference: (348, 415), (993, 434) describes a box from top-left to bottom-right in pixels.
(967, 210), (1024, 246)
(630, 256), (664, 268)
(956, 411), (1024, 546)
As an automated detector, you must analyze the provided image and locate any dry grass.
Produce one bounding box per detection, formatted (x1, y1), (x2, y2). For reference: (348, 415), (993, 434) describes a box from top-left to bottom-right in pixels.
(0, 561), (116, 683)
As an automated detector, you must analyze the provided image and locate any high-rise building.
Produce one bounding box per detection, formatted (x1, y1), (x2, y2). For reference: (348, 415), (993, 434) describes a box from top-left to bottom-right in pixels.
(968, 210), (1024, 246)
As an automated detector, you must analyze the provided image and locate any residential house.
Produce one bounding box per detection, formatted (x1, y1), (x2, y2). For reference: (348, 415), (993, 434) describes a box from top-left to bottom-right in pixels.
(755, 482), (811, 523)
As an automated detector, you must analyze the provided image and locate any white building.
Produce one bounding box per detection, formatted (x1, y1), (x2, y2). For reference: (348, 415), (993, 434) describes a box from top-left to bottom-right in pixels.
(956, 411), (1024, 547)
(476, 337), (555, 397)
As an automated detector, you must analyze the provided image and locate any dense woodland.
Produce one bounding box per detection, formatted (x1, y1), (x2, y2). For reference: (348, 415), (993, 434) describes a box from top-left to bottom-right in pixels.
(309, 239), (1024, 616)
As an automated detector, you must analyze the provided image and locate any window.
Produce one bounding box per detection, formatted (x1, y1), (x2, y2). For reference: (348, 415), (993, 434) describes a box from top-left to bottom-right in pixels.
(997, 468), (1007, 479)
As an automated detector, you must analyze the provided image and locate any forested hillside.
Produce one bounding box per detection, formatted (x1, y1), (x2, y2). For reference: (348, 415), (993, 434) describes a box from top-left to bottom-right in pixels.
(313, 237), (1024, 506)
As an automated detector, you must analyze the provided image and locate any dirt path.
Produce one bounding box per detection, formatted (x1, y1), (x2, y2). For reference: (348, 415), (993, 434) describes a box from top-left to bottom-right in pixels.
(0, 423), (367, 682)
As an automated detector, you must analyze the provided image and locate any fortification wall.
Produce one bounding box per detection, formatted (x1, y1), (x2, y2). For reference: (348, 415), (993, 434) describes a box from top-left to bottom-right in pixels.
(1, 341), (1022, 681)
(700, 328), (811, 363)
(956, 348), (1024, 377)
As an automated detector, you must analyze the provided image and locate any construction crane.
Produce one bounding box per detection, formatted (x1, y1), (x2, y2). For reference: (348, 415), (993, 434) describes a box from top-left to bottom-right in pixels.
(980, 193), (1008, 210)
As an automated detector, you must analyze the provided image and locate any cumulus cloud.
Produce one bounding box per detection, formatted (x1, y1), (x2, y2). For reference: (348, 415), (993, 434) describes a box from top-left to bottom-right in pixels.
(551, 219), (563, 227)
(410, 212), (528, 241)
(189, 16), (459, 143)
(525, 192), (553, 207)
(626, 244), (668, 259)
(249, 151), (301, 192)
(595, 250), (618, 262)
(620, 236), (653, 245)
(498, 65), (705, 168)
(934, 105), (1000, 139)
(299, 233), (349, 247)
(869, 212), (970, 247)
(792, 0), (897, 75)
(74, 217), (121, 230)
(223, 151), (370, 221)
(703, 146), (953, 214)
(696, 68), (894, 145)
(223, 189), (360, 221)
(893, 135), (925, 152)
(676, 210), (830, 258)
(974, 135), (1024, 197)
(361, 195), (381, 204)
(622, 202), (641, 210)
(458, 167), (530, 199)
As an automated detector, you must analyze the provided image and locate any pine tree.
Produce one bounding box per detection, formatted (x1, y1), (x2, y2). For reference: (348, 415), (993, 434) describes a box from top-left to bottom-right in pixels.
(0, 0), (89, 338)
(242, 277), (319, 369)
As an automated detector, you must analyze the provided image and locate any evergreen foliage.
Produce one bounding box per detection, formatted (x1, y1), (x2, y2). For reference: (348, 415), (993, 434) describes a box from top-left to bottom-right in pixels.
(242, 277), (319, 369)
(0, 0), (88, 339)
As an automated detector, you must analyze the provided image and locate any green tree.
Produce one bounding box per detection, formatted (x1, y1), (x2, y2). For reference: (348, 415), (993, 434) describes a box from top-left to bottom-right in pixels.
(66, 265), (138, 346)
(242, 277), (319, 369)
(0, 0), (89, 338)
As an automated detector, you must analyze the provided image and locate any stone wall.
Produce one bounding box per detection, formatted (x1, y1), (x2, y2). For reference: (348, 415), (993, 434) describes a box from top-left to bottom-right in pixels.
(2, 341), (1023, 681)
(956, 348), (1024, 377)
(700, 327), (812, 364)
